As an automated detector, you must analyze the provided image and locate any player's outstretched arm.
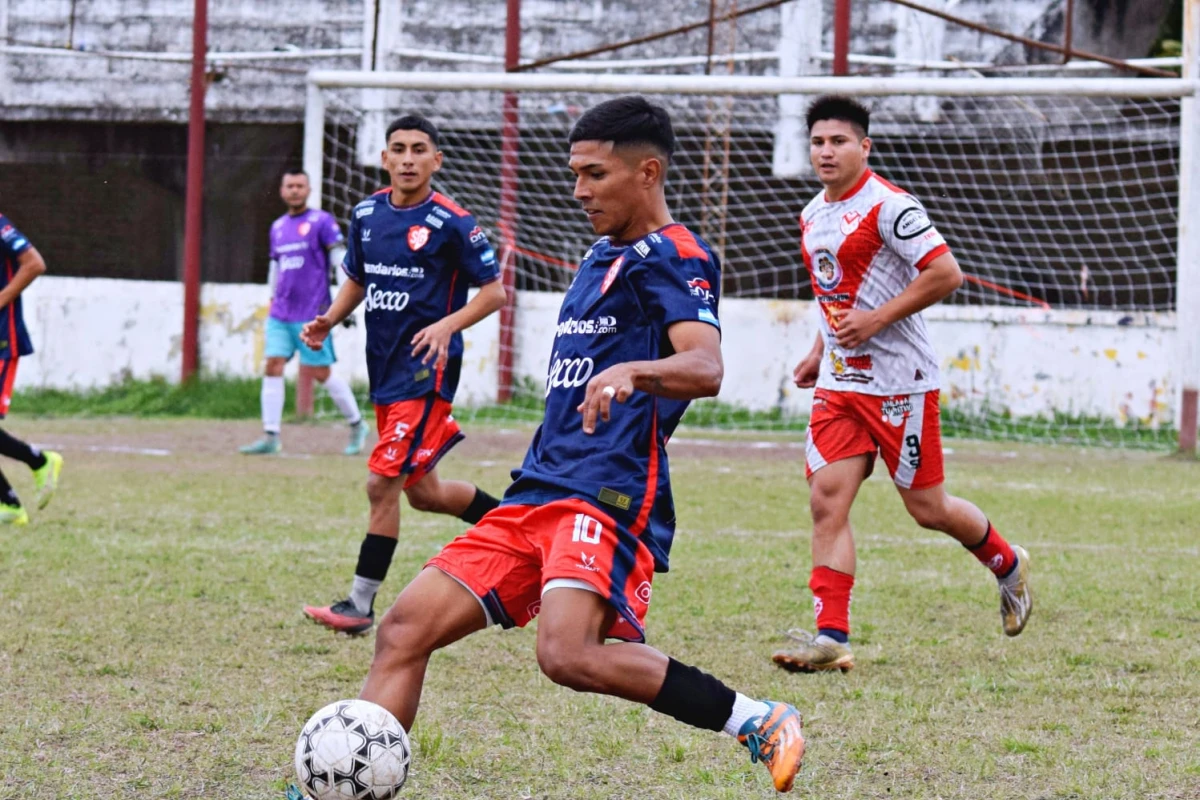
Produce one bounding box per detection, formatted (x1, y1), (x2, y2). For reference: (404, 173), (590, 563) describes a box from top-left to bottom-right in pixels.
(411, 279), (507, 367)
(0, 248), (46, 311)
(832, 252), (963, 349)
(302, 279), (365, 350)
(578, 321), (722, 434)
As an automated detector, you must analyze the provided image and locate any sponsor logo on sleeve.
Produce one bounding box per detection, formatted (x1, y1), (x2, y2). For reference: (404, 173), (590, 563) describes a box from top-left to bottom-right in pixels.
(687, 277), (714, 303)
(648, 232), (663, 244)
(481, 248), (497, 266)
(633, 240), (651, 257)
(355, 204), (375, 219)
(698, 308), (719, 327)
(894, 205), (933, 240)
(468, 226), (488, 245)
(407, 225), (431, 251)
(424, 213), (444, 229)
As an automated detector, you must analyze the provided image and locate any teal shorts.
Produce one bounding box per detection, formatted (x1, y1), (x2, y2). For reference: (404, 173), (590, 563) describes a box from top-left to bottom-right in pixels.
(265, 316), (336, 367)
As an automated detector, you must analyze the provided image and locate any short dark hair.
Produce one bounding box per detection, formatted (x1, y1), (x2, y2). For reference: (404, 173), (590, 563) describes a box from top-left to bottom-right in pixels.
(281, 168), (308, 180)
(568, 95), (676, 163)
(806, 95), (870, 138)
(385, 114), (440, 148)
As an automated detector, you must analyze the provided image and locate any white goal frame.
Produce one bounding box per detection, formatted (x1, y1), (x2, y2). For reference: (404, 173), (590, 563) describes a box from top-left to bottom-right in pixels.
(304, 69), (1200, 451)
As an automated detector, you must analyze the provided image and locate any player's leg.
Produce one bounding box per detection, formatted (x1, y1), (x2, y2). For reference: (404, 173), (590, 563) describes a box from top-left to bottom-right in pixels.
(0, 465), (27, 525)
(302, 336), (367, 456)
(360, 566), (488, 730)
(883, 391), (1031, 636)
(774, 391), (873, 672)
(0, 359), (59, 514)
(536, 587), (805, 793)
(404, 467), (500, 524)
(240, 319), (290, 454)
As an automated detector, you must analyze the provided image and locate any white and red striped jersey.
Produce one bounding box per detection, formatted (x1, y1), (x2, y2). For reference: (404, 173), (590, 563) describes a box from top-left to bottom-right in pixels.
(800, 168), (950, 396)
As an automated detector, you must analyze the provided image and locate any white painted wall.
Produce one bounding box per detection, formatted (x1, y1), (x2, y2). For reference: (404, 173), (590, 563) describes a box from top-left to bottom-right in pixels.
(17, 277), (1177, 428)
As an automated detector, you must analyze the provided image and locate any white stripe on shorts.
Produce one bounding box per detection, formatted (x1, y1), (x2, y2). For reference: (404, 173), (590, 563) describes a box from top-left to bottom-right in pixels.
(894, 392), (926, 489)
(805, 426), (829, 474)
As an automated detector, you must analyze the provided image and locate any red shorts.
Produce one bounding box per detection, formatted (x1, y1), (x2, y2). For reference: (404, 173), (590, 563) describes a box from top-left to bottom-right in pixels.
(369, 396), (464, 488)
(805, 388), (944, 490)
(0, 358), (18, 419)
(427, 499), (658, 643)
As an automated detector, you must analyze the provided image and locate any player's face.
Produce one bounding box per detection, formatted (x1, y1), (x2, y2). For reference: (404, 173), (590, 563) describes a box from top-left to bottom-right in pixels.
(381, 130), (442, 197)
(809, 119), (870, 190)
(280, 174), (310, 211)
(569, 140), (655, 240)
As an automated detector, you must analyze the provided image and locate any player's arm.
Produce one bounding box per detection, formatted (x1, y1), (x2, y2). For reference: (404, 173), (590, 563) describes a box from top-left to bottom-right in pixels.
(831, 251), (962, 349)
(0, 247), (47, 310)
(793, 330), (824, 388)
(578, 321), (723, 435)
(411, 279), (507, 367)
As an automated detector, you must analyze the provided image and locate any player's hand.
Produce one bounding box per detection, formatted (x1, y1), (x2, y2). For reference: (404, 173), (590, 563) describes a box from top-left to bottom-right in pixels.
(831, 308), (886, 349)
(793, 354), (821, 388)
(411, 319), (455, 368)
(301, 315), (334, 350)
(577, 365), (636, 435)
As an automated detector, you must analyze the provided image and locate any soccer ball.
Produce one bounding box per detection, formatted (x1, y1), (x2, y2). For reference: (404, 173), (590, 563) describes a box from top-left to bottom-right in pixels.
(294, 699), (412, 800)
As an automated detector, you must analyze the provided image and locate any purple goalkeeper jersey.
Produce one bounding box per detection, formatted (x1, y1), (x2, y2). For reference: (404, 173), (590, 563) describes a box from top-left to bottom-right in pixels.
(268, 209), (344, 322)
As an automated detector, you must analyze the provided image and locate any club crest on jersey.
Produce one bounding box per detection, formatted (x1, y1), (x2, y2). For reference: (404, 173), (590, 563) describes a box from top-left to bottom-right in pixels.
(601, 255), (625, 295)
(298, 221), (312, 237)
(407, 225), (431, 251)
(813, 248), (843, 292)
(840, 210), (862, 235)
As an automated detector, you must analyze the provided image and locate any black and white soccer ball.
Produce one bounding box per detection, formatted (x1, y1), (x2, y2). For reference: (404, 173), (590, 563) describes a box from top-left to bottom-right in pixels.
(294, 699), (412, 800)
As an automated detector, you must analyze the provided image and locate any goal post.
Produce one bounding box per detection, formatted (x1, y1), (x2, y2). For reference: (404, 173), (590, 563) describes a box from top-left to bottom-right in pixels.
(304, 69), (1199, 450)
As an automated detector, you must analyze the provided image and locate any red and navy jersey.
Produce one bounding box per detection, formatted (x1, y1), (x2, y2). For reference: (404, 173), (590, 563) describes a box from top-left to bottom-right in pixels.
(0, 214), (35, 360)
(502, 224), (722, 573)
(342, 190), (501, 405)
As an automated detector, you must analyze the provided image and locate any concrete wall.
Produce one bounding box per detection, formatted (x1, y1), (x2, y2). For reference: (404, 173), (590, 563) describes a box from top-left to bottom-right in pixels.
(19, 277), (1176, 428)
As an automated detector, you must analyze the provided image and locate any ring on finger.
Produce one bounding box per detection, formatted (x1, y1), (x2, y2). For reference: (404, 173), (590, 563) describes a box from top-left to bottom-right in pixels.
(602, 385), (617, 399)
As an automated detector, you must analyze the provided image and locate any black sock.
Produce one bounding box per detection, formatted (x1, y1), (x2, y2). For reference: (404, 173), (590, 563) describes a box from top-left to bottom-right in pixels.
(354, 533), (398, 582)
(0, 428), (46, 470)
(0, 468), (17, 506)
(649, 657), (737, 732)
(459, 487), (501, 524)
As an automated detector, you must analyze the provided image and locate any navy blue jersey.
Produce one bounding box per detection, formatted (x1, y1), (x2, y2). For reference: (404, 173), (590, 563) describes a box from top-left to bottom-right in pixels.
(342, 190), (501, 405)
(503, 224), (722, 572)
(0, 214), (35, 359)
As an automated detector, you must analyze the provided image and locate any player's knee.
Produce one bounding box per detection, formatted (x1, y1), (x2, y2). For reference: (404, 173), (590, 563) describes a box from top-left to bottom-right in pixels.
(536, 636), (600, 692)
(374, 604), (437, 666)
(404, 485), (443, 514)
(809, 487), (850, 533)
(906, 497), (948, 530)
(366, 473), (401, 507)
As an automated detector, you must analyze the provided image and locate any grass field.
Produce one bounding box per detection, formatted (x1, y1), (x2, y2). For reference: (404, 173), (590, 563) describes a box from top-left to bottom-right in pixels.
(0, 416), (1197, 799)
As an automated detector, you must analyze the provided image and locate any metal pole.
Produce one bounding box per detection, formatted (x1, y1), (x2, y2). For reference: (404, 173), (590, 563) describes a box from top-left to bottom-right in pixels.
(181, 0), (206, 382)
(497, 0), (520, 403)
(1177, 0), (1200, 454)
(1061, 0), (1075, 64)
(833, 0), (851, 76)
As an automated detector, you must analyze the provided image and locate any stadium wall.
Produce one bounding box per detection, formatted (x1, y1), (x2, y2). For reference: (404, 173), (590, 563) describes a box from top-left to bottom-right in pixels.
(21, 277), (1175, 427)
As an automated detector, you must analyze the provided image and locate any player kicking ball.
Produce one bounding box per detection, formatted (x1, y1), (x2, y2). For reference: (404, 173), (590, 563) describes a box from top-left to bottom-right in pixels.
(0, 213), (63, 525)
(300, 115), (506, 635)
(772, 96), (1032, 675)
(240, 169), (367, 457)
(346, 97), (805, 792)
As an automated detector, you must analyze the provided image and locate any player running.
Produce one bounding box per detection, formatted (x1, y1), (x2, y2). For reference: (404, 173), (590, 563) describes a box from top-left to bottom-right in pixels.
(240, 170), (367, 456)
(772, 95), (1032, 674)
(346, 97), (805, 792)
(0, 214), (63, 524)
(300, 115), (506, 635)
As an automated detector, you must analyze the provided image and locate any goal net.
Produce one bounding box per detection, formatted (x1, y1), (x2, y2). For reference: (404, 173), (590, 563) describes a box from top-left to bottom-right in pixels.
(305, 71), (1195, 449)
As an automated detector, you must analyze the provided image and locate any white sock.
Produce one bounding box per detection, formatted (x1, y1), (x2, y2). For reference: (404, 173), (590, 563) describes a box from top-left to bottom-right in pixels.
(261, 376), (285, 435)
(348, 575), (382, 615)
(323, 375), (362, 426)
(722, 693), (772, 737)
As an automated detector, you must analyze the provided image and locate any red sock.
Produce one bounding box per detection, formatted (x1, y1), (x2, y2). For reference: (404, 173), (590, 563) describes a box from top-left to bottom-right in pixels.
(809, 566), (854, 636)
(966, 521), (1016, 577)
